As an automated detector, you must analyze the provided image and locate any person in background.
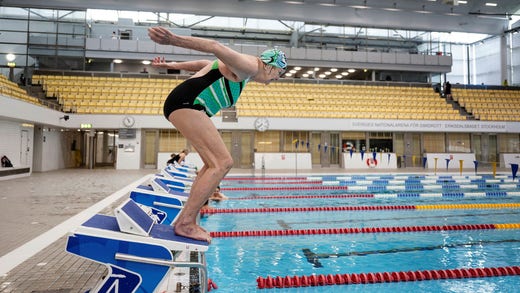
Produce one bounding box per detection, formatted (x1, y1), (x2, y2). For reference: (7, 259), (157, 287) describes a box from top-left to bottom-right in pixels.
(166, 149), (189, 166)
(19, 73), (26, 86)
(209, 186), (228, 201)
(444, 81), (452, 100)
(149, 26), (287, 242)
(201, 186), (228, 212)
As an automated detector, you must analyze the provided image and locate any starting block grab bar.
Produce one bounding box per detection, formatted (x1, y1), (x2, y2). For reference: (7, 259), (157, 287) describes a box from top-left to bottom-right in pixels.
(66, 198), (209, 292)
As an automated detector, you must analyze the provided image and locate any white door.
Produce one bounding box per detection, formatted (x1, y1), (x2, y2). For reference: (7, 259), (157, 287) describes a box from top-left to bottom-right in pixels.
(20, 130), (30, 166)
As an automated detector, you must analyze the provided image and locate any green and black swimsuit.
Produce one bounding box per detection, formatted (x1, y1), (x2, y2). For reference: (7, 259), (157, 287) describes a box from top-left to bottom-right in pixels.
(163, 60), (249, 118)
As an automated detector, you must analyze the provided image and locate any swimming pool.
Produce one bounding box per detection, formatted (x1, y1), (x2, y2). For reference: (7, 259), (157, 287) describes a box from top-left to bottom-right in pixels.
(201, 173), (520, 292)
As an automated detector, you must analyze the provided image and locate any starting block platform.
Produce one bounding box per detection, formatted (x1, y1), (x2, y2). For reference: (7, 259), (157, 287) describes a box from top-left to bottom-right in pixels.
(163, 165), (197, 180)
(129, 190), (183, 225)
(66, 198), (209, 292)
(150, 175), (192, 194)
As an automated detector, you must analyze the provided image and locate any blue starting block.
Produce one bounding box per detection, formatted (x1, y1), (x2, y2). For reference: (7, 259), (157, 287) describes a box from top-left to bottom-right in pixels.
(66, 198), (209, 292)
(163, 165), (197, 180)
(151, 176), (192, 194)
(169, 163), (197, 173)
(129, 190), (183, 225)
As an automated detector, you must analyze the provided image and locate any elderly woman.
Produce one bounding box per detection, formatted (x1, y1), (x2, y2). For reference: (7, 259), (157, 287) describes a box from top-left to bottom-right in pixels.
(148, 26), (287, 242)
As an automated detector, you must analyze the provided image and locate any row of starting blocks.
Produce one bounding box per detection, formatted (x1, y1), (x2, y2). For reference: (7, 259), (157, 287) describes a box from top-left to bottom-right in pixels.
(65, 164), (211, 292)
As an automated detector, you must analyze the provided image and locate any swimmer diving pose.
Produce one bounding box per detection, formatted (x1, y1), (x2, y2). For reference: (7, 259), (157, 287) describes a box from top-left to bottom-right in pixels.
(148, 26), (287, 242)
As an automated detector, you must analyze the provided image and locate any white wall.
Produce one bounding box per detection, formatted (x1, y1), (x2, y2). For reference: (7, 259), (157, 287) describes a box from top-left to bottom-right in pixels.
(37, 128), (67, 171)
(0, 120), (33, 169)
(254, 152), (312, 170)
(115, 129), (142, 170)
(500, 153), (520, 168)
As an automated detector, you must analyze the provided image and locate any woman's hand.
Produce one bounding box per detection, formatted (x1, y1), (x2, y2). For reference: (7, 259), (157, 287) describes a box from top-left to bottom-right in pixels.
(148, 26), (175, 45)
(151, 56), (170, 68)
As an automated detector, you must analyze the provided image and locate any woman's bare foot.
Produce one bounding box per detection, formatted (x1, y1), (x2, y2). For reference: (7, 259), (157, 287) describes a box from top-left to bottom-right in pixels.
(174, 222), (212, 243)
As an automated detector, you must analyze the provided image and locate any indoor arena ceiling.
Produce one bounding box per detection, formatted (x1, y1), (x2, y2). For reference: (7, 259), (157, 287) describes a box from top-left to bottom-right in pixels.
(2, 0), (520, 35)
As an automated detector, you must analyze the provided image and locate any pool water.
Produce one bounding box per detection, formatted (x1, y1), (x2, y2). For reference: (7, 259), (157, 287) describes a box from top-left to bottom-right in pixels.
(201, 174), (520, 293)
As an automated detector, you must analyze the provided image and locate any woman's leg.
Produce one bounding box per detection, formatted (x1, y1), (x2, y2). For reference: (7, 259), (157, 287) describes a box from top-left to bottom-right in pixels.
(169, 109), (233, 242)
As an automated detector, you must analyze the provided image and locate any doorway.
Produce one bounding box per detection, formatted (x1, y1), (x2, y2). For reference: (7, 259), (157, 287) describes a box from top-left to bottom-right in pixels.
(311, 132), (340, 167)
(221, 131), (254, 168)
(144, 130), (159, 168)
(20, 130), (30, 166)
(84, 130), (117, 169)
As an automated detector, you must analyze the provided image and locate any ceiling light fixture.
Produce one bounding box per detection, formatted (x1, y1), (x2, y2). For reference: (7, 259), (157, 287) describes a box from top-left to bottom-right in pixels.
(351, 0), (368, 9)
(383, 2), (401, 11)
(319, 0), (337, 7)
(284, 0), (304, 4)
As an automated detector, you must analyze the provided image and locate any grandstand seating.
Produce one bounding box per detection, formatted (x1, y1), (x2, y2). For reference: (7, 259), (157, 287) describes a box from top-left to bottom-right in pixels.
(0, 74), (40, 105)
(27, 74), (520, 121)
(452, 88), (520, 121)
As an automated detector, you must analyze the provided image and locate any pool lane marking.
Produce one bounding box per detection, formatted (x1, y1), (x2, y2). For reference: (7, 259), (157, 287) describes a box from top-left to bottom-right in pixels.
(223, 184), (520, 192)
(302, 239), (520, 268)
(282, 211), (520, 227)
(257, 265), (520, 289)
(0, 174), (153, 277)
(201, 203), (520, 214)
(232, 194), (375, 200)
(230, 191), (520, 200)
(416, 203), (520, 210)
(210, 223), (520, 238)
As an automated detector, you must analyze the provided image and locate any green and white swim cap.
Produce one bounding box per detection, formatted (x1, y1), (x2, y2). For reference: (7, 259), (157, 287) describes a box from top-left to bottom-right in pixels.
(260, 48), (287, 70)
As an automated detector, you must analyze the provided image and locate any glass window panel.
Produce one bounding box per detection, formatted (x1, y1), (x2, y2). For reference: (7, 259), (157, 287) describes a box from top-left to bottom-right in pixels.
(311, 133), (321, 165)
(159, 129), (187, 152)
(144, 130), (157, 165)
(330, 133), (340, 165)
(0, 7), (29, 18)
(283, 131), (309, 153)
(498, 134), (520, 153)
(446, 133), (471, 153)
(423, 133), (445, 153)
(394, 133), (404, 157)
(255, 131), (280, 152)
(240, 132), (252, 167)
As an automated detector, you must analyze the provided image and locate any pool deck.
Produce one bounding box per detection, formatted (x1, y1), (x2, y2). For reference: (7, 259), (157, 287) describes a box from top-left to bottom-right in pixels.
(0, 166), (511, 292)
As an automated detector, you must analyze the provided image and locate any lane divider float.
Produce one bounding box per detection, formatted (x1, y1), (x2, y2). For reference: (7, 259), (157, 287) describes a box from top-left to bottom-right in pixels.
(201, 203), (520, 215)
(232, 194), (375, 200)
(223, 186), (349, 191)
(229, 191), (520, 200)
(256, 266), (520, 289)
(209, 223), (520, 238)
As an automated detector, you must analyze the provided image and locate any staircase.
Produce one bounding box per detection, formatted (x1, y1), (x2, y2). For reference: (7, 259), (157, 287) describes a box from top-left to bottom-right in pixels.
(27, 82), (62, 111)
(442, 94), (475, 120)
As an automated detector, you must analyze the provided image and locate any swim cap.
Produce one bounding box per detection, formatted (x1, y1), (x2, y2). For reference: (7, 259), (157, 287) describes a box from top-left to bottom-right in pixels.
(260, 48), (287, 70)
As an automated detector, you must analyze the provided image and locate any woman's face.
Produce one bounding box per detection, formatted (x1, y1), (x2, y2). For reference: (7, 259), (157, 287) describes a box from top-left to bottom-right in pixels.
(254, 63), (284, 85)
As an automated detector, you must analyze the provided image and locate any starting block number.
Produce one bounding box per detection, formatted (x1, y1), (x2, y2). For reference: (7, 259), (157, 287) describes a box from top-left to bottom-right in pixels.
(93, 265), (141, 293)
